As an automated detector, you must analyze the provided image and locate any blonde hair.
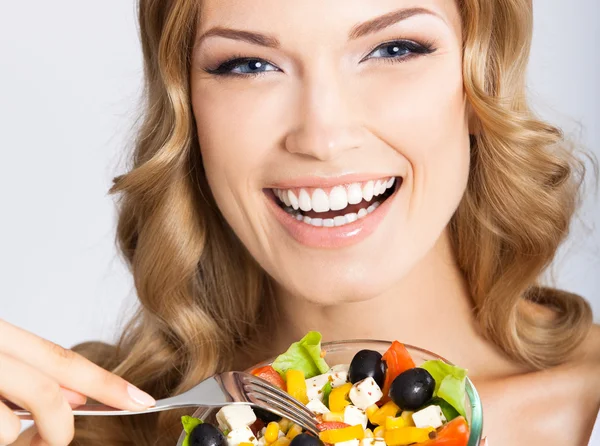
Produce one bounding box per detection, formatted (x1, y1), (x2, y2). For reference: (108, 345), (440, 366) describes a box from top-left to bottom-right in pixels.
(73, 0), (593, 444)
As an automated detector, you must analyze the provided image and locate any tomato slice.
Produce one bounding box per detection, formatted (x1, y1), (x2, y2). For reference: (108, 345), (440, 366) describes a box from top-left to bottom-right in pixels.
(381, 341), (416, 404)
(251, 365), (287, 391)
(421, 417), (469, 446)
(316, 421), (351, 431)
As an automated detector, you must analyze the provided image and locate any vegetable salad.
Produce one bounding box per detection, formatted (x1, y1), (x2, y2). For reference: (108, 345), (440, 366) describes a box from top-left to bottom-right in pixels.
(181, 332), (470, 446)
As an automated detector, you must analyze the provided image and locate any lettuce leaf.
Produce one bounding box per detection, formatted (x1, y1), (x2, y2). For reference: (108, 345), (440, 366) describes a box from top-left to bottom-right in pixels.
(272, 331), (330, 379)
(420, 360), (467, 419)
(181, 415), (203, 446)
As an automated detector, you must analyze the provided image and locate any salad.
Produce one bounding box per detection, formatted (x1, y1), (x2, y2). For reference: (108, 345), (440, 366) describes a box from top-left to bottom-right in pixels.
(181, 332), (470, 446)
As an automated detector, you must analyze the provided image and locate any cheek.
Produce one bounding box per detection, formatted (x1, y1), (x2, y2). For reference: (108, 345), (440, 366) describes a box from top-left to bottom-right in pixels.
(362, 58), (470, 213)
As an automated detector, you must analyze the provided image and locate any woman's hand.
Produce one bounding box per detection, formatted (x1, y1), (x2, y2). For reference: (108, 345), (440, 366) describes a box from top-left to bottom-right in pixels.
(0, 319), (155, 446)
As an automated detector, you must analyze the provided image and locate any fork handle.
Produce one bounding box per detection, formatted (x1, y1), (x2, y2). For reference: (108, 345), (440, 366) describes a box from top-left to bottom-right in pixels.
(8, 402), (174, 417)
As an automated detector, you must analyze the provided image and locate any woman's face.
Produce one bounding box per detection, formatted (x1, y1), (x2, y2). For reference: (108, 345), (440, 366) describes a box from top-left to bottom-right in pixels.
(191, 0), (470, 304)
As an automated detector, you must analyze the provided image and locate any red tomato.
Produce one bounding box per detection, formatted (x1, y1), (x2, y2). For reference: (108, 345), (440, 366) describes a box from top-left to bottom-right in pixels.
(422, 417), (469, 446)
(316, 422), (350, 432)
(380, 341), (416, 404)
(251, 365), (287, 391)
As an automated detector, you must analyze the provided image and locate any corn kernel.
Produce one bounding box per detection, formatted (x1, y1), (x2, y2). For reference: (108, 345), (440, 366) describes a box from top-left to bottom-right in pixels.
(385, 416), (406, 430)
(322, 411), (345, 422)
(286, 424), (303, 440)
(373, 426), (386, 438)
(278, 418), (291, 433)
(272, 438), (291, 446)
(265, 422), (280, 443)
(364, 428), (374, 438)
(400, 411), (415, 427)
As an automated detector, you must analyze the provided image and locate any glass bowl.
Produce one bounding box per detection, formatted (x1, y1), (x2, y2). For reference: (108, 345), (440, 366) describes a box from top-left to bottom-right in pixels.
(176, 339), (483, 446)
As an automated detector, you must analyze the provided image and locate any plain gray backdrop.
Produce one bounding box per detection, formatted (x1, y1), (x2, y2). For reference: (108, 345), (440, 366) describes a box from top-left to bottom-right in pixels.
(1, 1), (599, 354)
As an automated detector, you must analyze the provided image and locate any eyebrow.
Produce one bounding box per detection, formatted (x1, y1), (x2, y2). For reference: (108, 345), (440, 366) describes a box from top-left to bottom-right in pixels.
(195, 7), (443, 49)
(349, 7), (445, 39)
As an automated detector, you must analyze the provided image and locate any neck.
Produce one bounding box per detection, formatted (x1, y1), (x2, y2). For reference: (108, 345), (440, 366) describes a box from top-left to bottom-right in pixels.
(271, 229), (521, 377)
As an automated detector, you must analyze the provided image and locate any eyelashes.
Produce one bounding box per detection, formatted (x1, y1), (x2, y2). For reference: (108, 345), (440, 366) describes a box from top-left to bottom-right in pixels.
(204, 39), (437, 78)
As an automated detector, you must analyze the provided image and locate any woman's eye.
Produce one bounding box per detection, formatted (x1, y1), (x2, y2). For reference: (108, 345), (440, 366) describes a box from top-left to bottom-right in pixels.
(207, 58), (279, 76)
(364, 40), (435, 63)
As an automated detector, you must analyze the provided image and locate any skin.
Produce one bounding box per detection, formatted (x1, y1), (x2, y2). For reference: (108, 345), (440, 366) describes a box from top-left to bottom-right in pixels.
(6, 0), (600, 445)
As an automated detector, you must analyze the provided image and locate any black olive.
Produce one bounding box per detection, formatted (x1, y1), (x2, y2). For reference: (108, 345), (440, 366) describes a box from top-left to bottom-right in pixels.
(348, 349), (386, 388)
(189, 423), (227, 446)
(254, 407), (281, 423)
(290, 433), (324, 446)
(389, 368), (435, 410)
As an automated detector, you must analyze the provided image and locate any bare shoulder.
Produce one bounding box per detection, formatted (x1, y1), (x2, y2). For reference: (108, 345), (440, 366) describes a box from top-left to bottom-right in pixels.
(476, 328), (600, 445)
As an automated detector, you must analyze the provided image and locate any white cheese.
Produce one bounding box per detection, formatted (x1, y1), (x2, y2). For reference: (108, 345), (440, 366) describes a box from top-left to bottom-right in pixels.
(329, 364), (350, 388)
(334, 440), (360, 446)
(305, 373), (332, 401)
(348, 377), (383, 410)
(307, 398), (331, 414)
(216, 405), (257, 431)
(360, 439), (386, 446)
(412, 405), (446, 429)
(343, 405), (368, 429)
(226, 426), (258, 446)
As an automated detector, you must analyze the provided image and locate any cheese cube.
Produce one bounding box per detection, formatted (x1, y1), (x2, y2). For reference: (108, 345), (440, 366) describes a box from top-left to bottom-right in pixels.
(305, 373), (332, 401)
(348, 377), (383, 410)
(335, 440), (360, 446)
(257, 437), (267, 446)
(226, 426), (259, 446)
(343, 405), (368, 429)
(360, 439), (386, 446)
(412, 405), (446, 429)
(307, 398), (331, 414)
(216, 405), (257, 430)
(329, 364), (350, 388)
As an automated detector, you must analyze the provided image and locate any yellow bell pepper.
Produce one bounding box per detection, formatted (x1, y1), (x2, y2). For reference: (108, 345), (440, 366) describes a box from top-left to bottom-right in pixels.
(322, 411), (345, 422)
(328, 383), (353, 412)
(319, 425), (365, 444)
(239, 443), (255, 446)
(365, 404), (379, 425)
(370, 401), (400, 426)
(385, 416), (406, 430)
(400, 411), (415, 427)
(286, 370), (308, 404)
(384, 426), (436, 445)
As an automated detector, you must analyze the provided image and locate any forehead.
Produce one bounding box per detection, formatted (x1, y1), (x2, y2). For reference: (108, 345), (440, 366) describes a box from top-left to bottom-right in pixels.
(197, 0), (462, 40)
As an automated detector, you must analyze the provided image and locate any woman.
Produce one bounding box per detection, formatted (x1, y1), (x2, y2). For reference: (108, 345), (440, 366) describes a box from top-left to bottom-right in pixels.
(2, 0), (599, 445)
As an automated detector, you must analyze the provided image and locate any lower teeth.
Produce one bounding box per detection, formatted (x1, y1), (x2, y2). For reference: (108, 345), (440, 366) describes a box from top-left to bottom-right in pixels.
(288, 201), (381, 227)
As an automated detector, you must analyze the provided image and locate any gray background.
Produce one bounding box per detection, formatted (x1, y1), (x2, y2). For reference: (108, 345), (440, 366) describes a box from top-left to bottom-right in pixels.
(1, 1), (599, 353)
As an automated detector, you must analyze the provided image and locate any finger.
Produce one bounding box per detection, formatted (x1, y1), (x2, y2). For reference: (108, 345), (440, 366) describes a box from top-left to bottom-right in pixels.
(60, 387), (87, 406)
(0, 401), (21, 445)
(0, 320), (154, 410)
(0, 352), (74, 446)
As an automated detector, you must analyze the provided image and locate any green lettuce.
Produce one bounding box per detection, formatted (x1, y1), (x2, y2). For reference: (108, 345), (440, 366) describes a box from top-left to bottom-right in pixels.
(272, 331), (330, 379)
(420, 360), (467, 419)
(321, 381), (333, 408)
(181, 415), (203, 446)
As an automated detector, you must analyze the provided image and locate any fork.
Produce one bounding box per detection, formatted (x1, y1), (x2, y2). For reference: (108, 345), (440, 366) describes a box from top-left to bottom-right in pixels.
(10, 371), (320, 436)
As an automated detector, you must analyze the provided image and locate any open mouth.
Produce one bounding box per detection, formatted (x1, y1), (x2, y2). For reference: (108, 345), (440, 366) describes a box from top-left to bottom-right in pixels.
(269, 177), (402, 227)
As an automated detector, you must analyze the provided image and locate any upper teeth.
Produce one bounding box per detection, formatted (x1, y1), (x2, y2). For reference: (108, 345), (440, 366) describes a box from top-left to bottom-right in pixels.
(274, 177), (396, 213)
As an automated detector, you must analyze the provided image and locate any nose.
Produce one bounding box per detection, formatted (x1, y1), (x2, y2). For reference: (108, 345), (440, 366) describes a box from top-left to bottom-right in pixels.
(284, 68), (364, 161)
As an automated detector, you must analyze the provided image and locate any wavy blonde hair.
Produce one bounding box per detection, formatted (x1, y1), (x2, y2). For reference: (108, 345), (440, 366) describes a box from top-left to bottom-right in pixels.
(73, 0), (594, 444)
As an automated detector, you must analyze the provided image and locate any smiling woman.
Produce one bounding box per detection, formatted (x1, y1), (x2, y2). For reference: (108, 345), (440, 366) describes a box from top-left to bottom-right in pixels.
(4, 0), (600, 446)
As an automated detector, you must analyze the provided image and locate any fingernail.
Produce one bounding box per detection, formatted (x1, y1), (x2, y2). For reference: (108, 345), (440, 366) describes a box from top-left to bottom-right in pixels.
(482, 436), (489, 446)
(60, 387), (87, 405)
(127, 383), (156, 407)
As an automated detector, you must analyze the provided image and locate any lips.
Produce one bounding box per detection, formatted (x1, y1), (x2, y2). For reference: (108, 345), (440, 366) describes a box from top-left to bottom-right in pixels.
(264, 175), (402, 248)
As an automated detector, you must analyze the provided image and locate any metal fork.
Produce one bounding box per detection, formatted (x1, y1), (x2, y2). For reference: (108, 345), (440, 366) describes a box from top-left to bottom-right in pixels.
(10, 371), (320, 436)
